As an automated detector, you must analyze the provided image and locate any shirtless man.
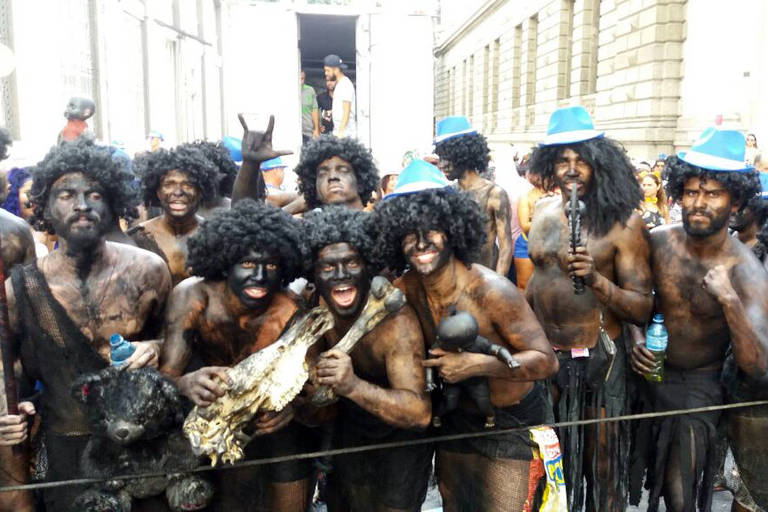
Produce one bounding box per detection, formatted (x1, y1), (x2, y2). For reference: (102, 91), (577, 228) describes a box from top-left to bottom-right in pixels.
(730, 190), (768, 262)
(374, 159), (557, 511)
(0, 140), (171, 512)
(130, 143), (221, 284)
(160, 200), (313, 512)
(306, 206), (432, 512)
(526, 106), (652, 511)
(629, 129), (768, 512)
(434, 116), (512, 276)
(285, 135), (379, 213)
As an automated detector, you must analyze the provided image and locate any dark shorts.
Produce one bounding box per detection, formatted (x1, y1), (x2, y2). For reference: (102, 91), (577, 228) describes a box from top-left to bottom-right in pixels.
(513, 234), (529, 259)
(439, 382), (546, 460)
(328, 408), (432, 510)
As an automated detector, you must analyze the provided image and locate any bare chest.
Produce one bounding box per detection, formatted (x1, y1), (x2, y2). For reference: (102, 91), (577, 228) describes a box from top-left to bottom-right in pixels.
(151, 228), (193, 283)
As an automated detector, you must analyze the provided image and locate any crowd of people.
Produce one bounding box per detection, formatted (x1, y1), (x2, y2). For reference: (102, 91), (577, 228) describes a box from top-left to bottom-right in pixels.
(0, 97), (764, 512)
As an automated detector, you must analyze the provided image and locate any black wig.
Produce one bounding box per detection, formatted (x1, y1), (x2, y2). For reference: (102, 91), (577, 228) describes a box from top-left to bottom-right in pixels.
(529, 137), (642, 237)
(434, 133), (490, 174)
(29, 139), (139, 233)
(187, 199), (302, 284)
(191, 140), (239, 198)
(133, 145), (221, 207)
(301, 206), (381, 276)
(0, 127), (11, 161)
(373, 188), (487, 272)
(665, 155), (761, 210)
(294, 135), (378, 209)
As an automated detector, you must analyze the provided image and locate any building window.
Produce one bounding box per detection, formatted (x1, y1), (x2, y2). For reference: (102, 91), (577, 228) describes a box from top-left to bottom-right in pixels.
(560, 0), (575, 100)
(525, 15), (538, 106)
(461, 59), (467, 116)
(483, 44), (490, 129)
(588, 0), (600, 95)
(468, 54), (474, 122)
(513, 24), (522, 109)
(492, 38), (500, 129)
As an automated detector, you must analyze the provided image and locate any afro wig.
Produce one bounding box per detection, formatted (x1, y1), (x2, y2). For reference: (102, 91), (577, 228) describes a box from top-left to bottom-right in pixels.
(373, 188), (487, 272)
(133, 144), (221, 207)
(294, 135), (379, 209)
(529, 137), (642, 237)
(29, 139), (139, 233)
(664, 155), (761, 210)
(301, 206), (381, 276)
(0, 127), (11, 161)
(434, 133), (490, 174)
(191, 140), (239, 198)
(187, 199), (303, 284)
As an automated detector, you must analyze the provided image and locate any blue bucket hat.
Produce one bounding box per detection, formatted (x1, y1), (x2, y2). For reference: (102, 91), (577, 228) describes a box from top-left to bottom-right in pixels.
(221, 136), (243, 164)
(385, 158), (449, 198)
(434, 116), (477, 144)
(260, 156), (286, 171)
(678, 128), (754, 172)
(540, 106), (604, 146)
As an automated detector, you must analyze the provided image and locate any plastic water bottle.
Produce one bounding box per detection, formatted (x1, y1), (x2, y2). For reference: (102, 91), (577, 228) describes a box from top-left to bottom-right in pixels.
(110, 334), (135, 366)
(644, 314), (668, 382)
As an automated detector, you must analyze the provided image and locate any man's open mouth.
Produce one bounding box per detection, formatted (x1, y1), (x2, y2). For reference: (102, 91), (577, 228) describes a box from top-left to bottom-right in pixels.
(331, 284), (357, 308)
(243, 287), (267, 299)
(413, 251), (438, 265)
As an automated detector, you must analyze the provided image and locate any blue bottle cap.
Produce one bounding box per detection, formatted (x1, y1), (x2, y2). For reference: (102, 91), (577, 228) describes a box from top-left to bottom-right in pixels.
(652, 313), (664, 323)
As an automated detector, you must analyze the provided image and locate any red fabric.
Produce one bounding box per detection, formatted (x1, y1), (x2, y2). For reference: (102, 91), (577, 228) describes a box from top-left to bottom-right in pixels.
(60, 119), (87, 141)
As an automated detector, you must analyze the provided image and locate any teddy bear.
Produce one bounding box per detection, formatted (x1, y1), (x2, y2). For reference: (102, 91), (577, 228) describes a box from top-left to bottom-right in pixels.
(70, 366), (214, 511)
(431, 309), (520, 429)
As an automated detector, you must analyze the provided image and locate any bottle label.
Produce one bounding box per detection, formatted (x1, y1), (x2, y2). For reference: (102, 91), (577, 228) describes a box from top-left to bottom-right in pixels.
(646, 334), (668, 352)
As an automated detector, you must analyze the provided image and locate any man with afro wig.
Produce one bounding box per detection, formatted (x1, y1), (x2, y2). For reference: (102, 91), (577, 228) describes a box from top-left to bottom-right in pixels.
(374, 159), (556, 512)
(305, 206), (432, 512)
(160, 199), (315, 512)
(0, 139), (171, 511)
(526, 106), (652, 511)
(129, 143), (221, 284)
(629, 129), (768, 512)
(434, 116), (513, 276)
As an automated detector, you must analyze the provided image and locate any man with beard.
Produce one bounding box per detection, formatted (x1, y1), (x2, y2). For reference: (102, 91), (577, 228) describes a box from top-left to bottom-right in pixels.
(375, 160), (557, 512)
(160, 200), (314, 512)
(630, 128), (768, 512)
(0, 140), (171, 512)
(289, 135), (379, 213)
(434, 117), (513, 276)
(129, 144), (221, 285)
(323, 54), (355, 138)
(306, 206), (432, 512)
(526, 106), (652, 511)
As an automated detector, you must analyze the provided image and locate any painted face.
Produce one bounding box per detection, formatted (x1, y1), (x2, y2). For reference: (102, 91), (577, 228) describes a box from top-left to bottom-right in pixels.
(438, 157), (461, 181)
(157, 169), (201, 219)
(554, 148), (593, 198)
(18, 178), (34, 220)
(681, 177), (735, 238)
(730, 205), (755, 232)
(226, 250), (281, 311)
(316, 156), (359, 206)
(315, 242), (370, 318)
(44, 172), (113, 249)
(641, 175), (659, 199)
(401, 229), (452, 276)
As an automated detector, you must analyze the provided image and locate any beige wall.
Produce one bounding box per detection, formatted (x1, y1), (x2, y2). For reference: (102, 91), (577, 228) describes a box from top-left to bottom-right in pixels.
(434, 0), (768, 162)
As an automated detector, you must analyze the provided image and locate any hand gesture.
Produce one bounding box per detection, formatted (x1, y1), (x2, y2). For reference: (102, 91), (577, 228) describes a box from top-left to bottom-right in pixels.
(702, 265), (738, 306)
(177, 366), (231, 407)
(568, 246), (596, 286)
(422, 348), (479, 384)
(315, 349), (358, 397)
(238, 114), (292, 164)
(123, 341), (159, 370)
(0, 401), (35, 446)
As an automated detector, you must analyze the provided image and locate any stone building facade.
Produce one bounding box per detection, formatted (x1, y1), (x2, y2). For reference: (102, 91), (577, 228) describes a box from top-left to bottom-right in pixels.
(434, 0), (768, 160)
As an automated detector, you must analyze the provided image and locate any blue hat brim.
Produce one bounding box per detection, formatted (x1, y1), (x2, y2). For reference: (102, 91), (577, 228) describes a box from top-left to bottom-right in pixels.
(385, 183), (453, 200)
(678, 150), (754, 173)
(434, 129), (477, 144)
(539, 130), (605, 147)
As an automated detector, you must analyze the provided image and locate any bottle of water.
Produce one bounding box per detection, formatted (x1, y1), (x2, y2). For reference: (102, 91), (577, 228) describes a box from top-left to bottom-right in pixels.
(644, 314), (668, 382)
(110, 334), (135, 366)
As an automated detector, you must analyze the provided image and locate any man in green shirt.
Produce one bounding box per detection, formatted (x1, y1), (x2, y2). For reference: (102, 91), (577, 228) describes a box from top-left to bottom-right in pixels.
(301, 70), (320, 145)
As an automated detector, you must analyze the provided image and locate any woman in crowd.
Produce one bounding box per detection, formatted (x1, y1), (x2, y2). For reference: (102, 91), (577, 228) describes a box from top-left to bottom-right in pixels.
(637, 169), (669, 229)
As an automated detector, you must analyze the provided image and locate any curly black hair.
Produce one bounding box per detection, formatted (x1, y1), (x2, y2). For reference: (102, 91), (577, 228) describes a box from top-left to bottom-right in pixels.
(373, 188), (487, 272)
(664, 155), (760, 209)
(133, 144), (221, 207)
(191, 140), (239, 198)
(301, 206), (381, 276)
(29, 139), (139, 233)
(294, 135), (379, 209)
(0, 127), (11, 161)
(187, 199), (303, 283)
(434, 133), (490, 174)
(529, 137), (642, 237)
